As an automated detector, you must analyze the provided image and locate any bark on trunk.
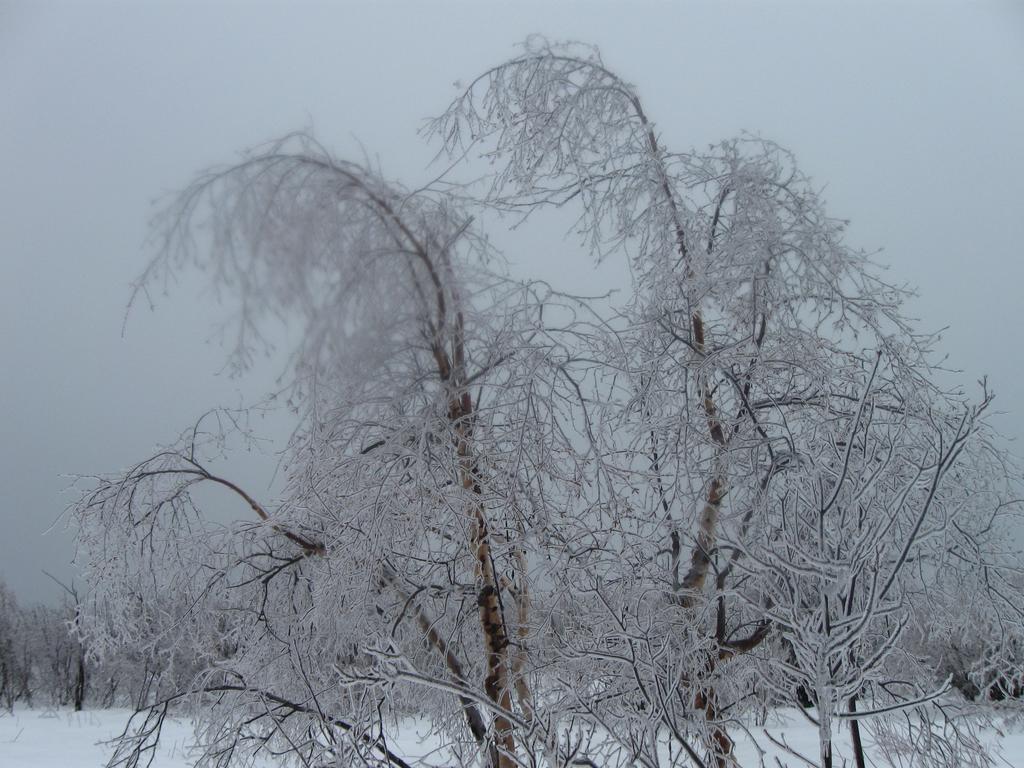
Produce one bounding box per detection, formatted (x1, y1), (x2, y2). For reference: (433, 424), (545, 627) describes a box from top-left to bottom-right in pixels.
(694, 679), (735, 768)
(73, 646), (86, 711)
(849, 696), (867, 768)
(452, 387), (516, 768)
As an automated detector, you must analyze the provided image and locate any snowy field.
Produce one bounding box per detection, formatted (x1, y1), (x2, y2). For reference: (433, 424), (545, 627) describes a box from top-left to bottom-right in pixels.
(1, 708), (199, 768)
(1, 707), (1021, 767)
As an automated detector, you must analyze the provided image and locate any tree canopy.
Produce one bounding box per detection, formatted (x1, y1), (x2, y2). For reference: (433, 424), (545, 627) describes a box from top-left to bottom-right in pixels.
(72, 39), (1023, 768)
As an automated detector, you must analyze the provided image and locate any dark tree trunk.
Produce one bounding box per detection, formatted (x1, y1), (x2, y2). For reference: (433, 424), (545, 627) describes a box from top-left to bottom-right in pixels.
(73, 646), (86, 711)
(849, 695), (867, 768)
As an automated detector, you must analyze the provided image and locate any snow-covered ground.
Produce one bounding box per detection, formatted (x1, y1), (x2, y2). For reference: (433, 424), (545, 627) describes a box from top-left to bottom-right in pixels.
(1, 707), (1021, 767)
(0, 708), (198, 767)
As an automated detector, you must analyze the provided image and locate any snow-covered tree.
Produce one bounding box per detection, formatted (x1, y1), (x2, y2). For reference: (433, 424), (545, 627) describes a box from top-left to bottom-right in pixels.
(71, 39), (1022, 768)
(430, 38), (1023, 767)
(0, 580), (26, 711)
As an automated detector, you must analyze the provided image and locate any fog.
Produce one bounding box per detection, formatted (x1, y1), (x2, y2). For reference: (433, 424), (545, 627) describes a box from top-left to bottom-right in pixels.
(2, 0), (1022, 603)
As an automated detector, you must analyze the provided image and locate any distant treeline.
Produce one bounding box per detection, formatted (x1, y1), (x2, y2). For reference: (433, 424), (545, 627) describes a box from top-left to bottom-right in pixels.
(1, 574), (1019, 718)
(0, 579), (201, 712)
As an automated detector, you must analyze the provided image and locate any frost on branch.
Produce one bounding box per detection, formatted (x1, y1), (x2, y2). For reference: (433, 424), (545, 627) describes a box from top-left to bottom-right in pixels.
(70, 41), (1023, 768)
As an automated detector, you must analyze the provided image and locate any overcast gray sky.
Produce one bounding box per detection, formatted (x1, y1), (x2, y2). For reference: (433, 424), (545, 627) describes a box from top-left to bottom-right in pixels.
(2, 0), (1023, 603)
